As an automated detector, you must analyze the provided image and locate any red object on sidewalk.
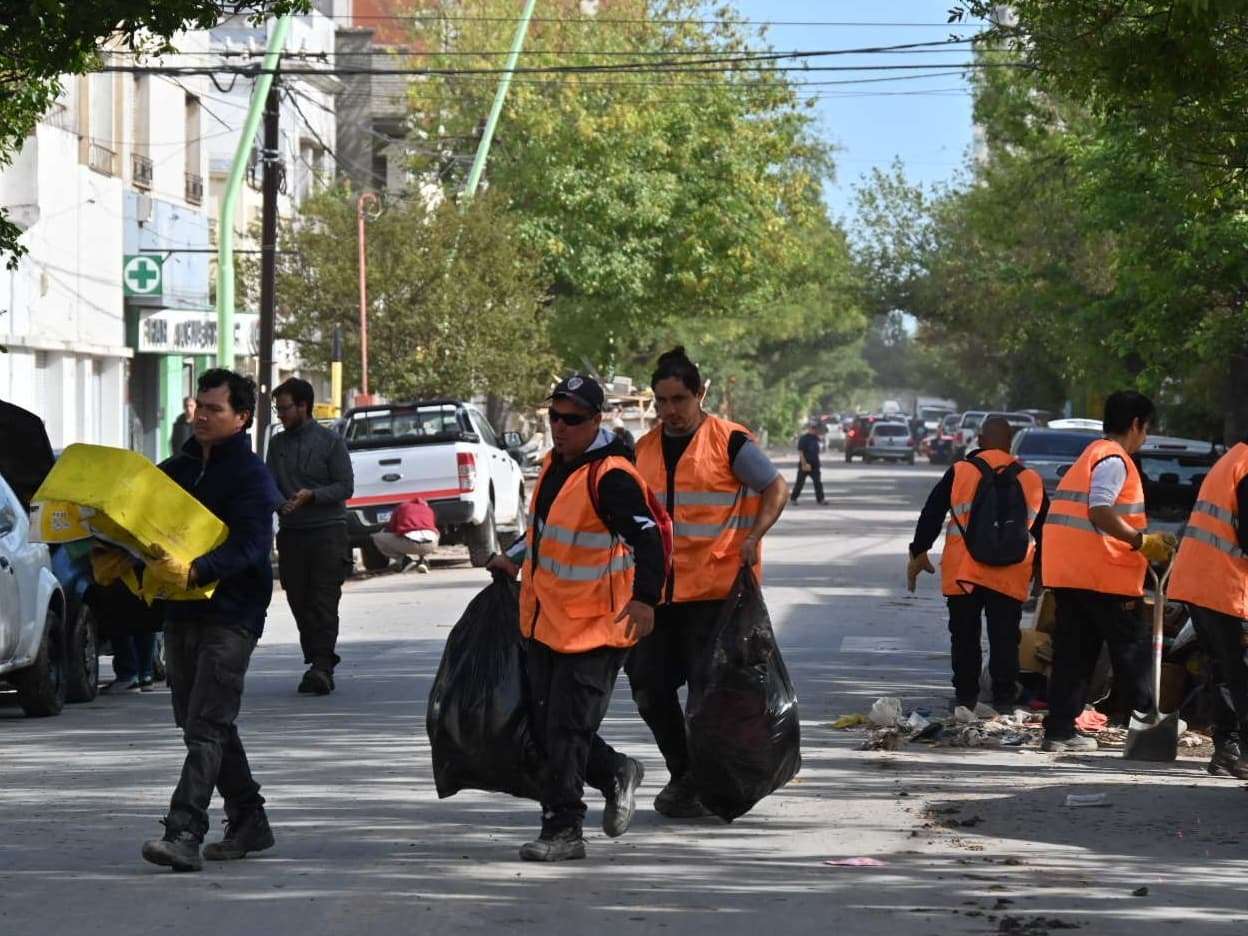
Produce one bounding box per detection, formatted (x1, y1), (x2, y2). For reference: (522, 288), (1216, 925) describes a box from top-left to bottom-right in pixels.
(1074, 708), (1109, 732)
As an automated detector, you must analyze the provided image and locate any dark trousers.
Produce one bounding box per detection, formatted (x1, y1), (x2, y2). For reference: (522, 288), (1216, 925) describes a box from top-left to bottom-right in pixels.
(165, 619), (263, 838)
(277, 525), (350, 671)
(112, 633), (156, 683)
(625, 600), (722, 781)
(1190, 604), (1248, 746)
(1044, 588), (1152, 739)
(525, 641), (625, 833)
(791, 467), (824, 503)
(947, 588), (1023, 706)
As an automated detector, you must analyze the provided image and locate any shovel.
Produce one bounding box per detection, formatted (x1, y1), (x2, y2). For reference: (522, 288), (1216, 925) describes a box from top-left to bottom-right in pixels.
(1124, 563), (1180, 762)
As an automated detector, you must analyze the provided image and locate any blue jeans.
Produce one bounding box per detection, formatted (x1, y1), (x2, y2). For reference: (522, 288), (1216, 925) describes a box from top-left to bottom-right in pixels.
(113, 633), (156, 682)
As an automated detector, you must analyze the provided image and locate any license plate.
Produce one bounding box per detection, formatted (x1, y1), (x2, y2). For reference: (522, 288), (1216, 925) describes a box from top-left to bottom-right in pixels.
(376, 510), (393, 523)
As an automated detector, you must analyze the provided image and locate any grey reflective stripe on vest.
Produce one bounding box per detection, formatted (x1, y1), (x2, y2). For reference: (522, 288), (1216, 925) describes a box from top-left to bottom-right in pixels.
(1184, 526), (1245, 560)
(537, 552), (636, 581)
(1051, 489), (1143, 515)
(1045, 514), (1100, 535)
(539, 522), (615, 550)
(671, 490), (741, 507)
(1193, 500), (1237, 525)
(950, 503), (972, 522)
(673, 515), (756, 538)
(1114, 502), (1146, 516)
(945, 523), (963, 540)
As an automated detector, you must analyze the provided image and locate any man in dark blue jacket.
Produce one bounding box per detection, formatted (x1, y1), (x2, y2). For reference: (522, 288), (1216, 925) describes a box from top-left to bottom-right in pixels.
(141, 369), (282, 873)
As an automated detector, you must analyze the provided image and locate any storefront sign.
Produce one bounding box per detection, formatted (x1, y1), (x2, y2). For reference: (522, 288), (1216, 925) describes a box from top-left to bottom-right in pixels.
(137, 309), (261, 356)
(123, 254), (163, 297)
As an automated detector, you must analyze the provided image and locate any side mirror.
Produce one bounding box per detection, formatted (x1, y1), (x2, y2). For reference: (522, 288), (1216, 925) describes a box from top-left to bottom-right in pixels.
(0, 505), (15, 537)
(503, 431), (524, 449)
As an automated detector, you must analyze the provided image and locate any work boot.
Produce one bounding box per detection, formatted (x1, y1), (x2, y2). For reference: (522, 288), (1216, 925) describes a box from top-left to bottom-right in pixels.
(653, 774), (712, 819)
(297, 667), (334, 695)
(603, 757), (645, 838)
(141, 820), (202, 872)
(415, 558), (430, 574)
(1207, 738), (1248, 779)
(519, 827), (586, 862)
(1041, 734), (1098, 753)
(203, 808), (275, 861)
(101, 678), (141, 695)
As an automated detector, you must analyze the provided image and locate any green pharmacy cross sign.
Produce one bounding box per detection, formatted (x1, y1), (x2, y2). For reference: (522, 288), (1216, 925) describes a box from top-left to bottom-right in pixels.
(123, 254), (163, 297)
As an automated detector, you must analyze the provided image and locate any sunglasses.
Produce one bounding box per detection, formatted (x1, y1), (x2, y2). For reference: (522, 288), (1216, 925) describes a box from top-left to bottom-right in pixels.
(549, 410), (593, 426)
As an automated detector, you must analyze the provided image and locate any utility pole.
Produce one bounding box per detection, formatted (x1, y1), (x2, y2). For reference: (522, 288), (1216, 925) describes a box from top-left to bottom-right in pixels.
(330, 324), (343, 416)
(255, 84), (280, 448)
(355, 191), (379, 406)
(462, 0), (538, 202)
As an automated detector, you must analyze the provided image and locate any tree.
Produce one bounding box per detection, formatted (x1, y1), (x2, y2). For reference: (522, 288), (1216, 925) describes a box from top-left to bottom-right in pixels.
(408, 0), (834, 369)
(241, 190), (558, 405)
(0, 0), (309, 267)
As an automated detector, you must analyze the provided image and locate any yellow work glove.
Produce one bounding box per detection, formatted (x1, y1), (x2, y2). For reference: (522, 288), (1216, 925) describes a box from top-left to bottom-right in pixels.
(90, 546), (133, 586)
(144, 543), (194, 592)
(1138, 532), (1177, 564)
(906, 551), (936, 593)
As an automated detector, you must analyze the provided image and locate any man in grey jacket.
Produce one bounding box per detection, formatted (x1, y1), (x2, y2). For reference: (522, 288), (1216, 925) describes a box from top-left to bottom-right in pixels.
(267, 378), (354, 695)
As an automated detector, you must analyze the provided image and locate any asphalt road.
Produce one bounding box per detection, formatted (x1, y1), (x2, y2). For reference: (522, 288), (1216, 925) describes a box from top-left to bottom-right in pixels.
(3, 456), (1247, 935)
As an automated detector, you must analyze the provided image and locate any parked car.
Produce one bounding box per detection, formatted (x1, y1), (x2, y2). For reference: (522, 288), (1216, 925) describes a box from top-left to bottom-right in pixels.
(952, 410), (988, 461)
(844, 414), (879, 462)
(1010, 427), (1100, 493)
(927, 413), (962, 465)
(864, 421), (916, 464)
(342, 400), (528, 570)
(1048, 417), (1103, 431)
(0, 472), (94, 717)
(1136, 435), (1224, 536)
(821, 418), (846, 452)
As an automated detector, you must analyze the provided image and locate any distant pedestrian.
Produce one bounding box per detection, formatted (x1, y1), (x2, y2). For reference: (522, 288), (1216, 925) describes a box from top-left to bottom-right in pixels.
(630, 347), (789, 818)
(170, 397), (196, 454)
(1040, 391), (1175, 752)
(140, 368), (282, 872)
(372, 497), (440, 573)
(266, 378), (354, 696)
(907, 415), (1048, 713)
(792, 419), (825, 505)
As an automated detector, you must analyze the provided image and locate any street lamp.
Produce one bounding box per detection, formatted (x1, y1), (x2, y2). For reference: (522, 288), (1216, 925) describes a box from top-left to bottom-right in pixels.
(356, 191), (380, 405)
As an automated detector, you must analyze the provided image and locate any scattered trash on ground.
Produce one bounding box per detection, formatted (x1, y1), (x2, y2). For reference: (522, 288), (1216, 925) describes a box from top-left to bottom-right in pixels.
(1064, 793), (1111, 808)
(954, 705), (978, 724)
(1131, 886), (1149, 897)
(823, 857), (888, 868)
(997, 916), (1082, 934)
(1074, 709), (1108, 732)
(868, 696), (903, 727)
(829, 713), (868, 729)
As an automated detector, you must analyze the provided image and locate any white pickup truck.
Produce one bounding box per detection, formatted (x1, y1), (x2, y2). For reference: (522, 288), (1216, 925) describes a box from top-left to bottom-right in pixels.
(342, 400), (528, 569)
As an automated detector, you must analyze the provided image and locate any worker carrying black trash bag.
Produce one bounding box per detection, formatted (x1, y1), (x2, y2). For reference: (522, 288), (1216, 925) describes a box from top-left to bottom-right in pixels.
(686, 567), (801, 820)
(487, 374), (667, 862)
(427, 574), (542, 801)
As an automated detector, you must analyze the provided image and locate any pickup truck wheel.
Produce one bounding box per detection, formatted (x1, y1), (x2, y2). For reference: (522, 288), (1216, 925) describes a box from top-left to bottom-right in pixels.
(498, 487), (528, 550)
(467, 504), (500, 567)
(14, 606), (67, 717)
(64, 600), (100, 703)
(360, 541), (391, 571)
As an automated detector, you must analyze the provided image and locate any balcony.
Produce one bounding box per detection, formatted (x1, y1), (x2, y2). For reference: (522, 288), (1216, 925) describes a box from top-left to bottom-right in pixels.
(87, 142), (116, 176)
(185, 171), (204, 206)
(132, 152), (153, 190)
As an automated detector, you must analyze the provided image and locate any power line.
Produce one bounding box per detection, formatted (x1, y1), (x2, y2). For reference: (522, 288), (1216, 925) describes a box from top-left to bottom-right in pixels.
(321, 14), (989, 28)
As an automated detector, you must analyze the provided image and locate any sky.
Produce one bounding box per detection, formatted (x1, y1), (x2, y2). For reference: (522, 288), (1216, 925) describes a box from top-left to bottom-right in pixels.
(728, 0), (979, 222)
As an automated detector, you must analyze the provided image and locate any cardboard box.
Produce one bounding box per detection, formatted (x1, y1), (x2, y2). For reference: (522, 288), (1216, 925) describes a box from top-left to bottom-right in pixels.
(1020, 629), (1053, 675)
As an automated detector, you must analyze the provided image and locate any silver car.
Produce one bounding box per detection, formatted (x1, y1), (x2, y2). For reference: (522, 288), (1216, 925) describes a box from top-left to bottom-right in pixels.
(1010, 427), (1100, 493)
(864, 421), (916, 464)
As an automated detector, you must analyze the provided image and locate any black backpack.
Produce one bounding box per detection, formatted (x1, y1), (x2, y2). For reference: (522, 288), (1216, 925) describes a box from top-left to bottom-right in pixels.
(955, 456), (1031, 566)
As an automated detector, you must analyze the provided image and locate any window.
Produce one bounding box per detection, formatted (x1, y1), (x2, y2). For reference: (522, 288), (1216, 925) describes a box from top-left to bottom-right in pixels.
(469, 410), (498, 447)
(1016, 431), (1098, 458)
(87, 73), (116, 174)
(345, 405), (466, 445)
(872, 424), (910, 438)
(185, 94), (203, 204)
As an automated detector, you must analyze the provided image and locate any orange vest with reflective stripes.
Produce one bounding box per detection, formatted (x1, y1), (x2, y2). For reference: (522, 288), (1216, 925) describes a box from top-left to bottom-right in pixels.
(518, 454), (648, 653)
(1169, 442), (1248, 619)
(941, 449), (1045, 602)
(1041, 438), (1148, 597)
(635, 415), (762, 603)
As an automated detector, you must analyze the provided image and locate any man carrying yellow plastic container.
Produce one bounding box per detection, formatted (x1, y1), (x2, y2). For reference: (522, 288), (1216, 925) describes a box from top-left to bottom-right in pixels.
(136, 369), (282, 873)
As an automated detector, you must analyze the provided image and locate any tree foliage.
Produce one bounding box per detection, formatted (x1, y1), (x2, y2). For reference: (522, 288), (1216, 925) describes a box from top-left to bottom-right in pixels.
(0, 0), (309, 267)
(242, 190), (558, 405)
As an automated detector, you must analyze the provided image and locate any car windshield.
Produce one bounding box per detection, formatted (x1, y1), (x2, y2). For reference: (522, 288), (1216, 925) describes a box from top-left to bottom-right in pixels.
(1016, 432), (1098, 458)
(345, 404), (463, 444)
(942, 415), (960, 432)
(1138, 453), (1217, 487)
(961, 413), (984, 430)
(873, 424), (909, 437)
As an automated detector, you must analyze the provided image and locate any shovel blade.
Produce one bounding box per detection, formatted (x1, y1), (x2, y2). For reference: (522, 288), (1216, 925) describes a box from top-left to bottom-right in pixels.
(1123, 708), (1180, 762)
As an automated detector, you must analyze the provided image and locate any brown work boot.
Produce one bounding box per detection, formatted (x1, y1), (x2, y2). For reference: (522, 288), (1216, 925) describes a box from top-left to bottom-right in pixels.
(204, 808), (275, 861)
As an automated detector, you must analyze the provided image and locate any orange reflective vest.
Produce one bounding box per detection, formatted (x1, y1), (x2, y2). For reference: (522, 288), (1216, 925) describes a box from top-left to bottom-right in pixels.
(1041, 438), (1148, 597)
(941, 449), (1045, 602)
(635, 415), (762, 603)
(518, 454), (651, 653)
(1169, 442), (1248, 620)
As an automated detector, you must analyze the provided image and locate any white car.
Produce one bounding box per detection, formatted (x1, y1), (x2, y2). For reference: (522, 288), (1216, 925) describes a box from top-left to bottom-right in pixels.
(864, 422), (916, 464)
(0, 472), (90, 716)
(343, 400), (528, 569)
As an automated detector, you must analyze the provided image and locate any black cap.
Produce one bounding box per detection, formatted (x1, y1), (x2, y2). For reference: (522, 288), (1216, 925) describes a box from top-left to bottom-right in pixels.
(548, 374), (605, 413)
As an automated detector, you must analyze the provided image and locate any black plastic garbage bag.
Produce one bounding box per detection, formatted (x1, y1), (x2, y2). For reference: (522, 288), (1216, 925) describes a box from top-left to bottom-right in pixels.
(427, 575), (542, 800)
(687, 568), (801, 821)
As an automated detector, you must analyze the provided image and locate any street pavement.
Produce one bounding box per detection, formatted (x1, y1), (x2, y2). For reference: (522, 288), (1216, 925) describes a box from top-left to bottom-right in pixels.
(3, 455), (1247, 935)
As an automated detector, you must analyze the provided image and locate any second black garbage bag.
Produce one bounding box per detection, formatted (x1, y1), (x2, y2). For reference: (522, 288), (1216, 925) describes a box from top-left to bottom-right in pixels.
(427, 574), (542, 800)
(686, 568), (801, 821)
